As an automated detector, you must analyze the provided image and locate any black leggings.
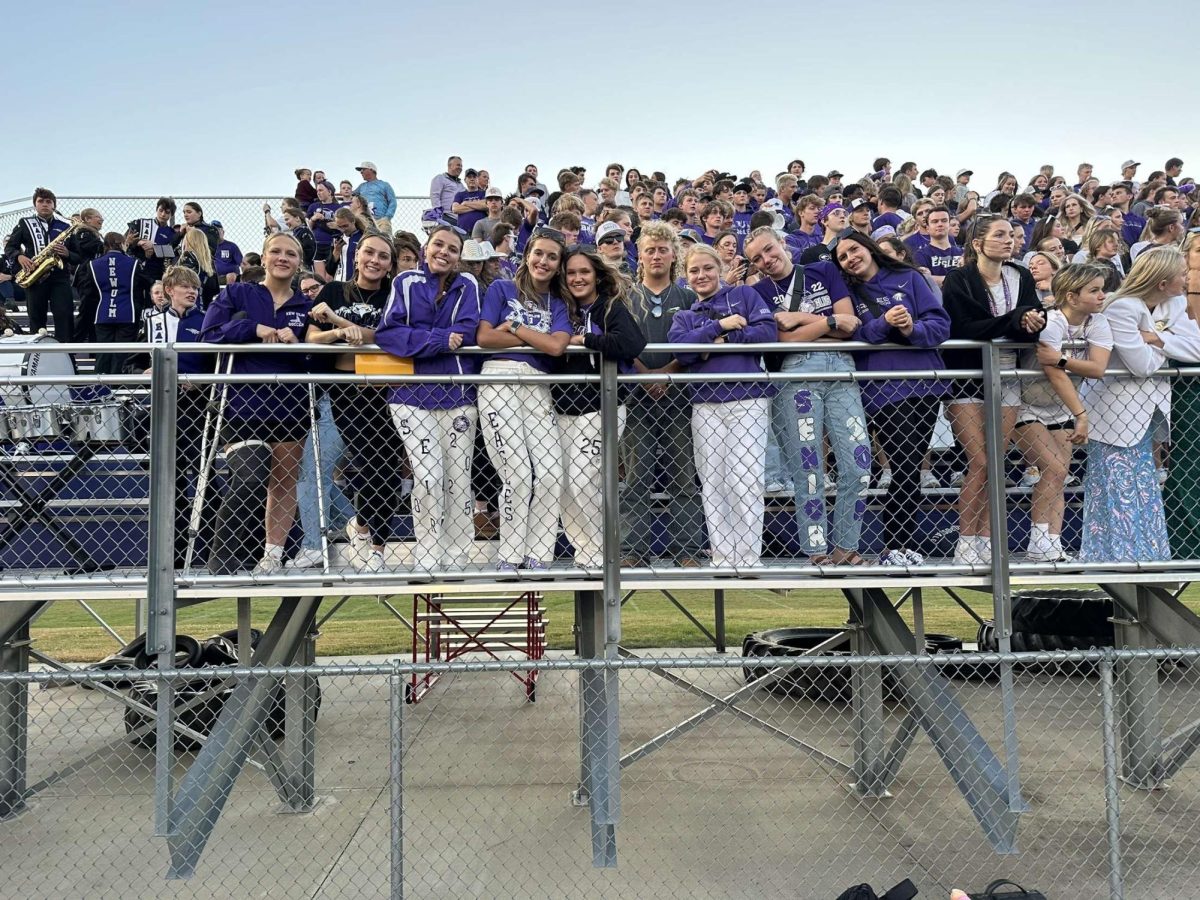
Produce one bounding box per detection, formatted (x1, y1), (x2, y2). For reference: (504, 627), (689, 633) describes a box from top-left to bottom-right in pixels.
(871, 395), (941, 552)
(329, 384), (406, 545)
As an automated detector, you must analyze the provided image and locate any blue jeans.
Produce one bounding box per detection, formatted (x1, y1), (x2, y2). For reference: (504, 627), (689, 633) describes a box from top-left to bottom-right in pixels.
(297, 393), (354, 550)
(770, 351), (871, 555)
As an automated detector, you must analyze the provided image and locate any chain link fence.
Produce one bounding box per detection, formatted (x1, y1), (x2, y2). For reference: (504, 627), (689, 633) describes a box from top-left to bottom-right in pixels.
(0, 649), (1197, 898)
(0, 196), (434, 272)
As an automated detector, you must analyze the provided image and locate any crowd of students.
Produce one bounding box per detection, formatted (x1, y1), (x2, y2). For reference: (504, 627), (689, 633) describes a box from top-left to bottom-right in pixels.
(4, 152), (1200, 574)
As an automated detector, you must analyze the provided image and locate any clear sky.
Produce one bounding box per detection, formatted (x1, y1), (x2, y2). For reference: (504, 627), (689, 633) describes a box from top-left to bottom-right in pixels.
(5, 0), (1197, 204)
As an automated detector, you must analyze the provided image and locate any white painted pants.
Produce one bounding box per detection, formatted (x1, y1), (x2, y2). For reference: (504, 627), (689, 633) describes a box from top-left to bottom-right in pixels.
(390, 404), (478, 568)
(557, 406), (626, 568)
(691, 398), (770, 567)
(478, 361), (563, 565)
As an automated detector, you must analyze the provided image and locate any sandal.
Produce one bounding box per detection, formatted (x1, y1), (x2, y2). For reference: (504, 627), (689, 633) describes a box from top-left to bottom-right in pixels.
(831, 549), (866, 566)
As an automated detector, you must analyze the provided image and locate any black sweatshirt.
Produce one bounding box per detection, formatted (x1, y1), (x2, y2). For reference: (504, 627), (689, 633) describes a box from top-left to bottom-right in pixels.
(940, 260), (1045, 372)
(552, 294), (647, 415)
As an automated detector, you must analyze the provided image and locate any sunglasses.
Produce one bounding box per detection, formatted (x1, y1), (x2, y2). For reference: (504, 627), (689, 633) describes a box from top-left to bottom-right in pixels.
(531, 226), (566, 243)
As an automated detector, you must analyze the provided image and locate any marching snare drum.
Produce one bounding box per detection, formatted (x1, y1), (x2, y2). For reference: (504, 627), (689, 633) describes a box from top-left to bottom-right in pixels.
(0, 335), (75, 439)
(69, 401), (125, 444)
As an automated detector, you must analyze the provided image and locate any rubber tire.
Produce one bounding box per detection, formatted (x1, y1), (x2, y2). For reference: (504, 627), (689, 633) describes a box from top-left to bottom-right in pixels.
(124, 678), (234, 752)
(217, 627), (264, 650)
(200, 636), (238, 666)
(741, 628), (857, 702)
(132, 635), (203, 670)
(1011, 589), (1113, 639)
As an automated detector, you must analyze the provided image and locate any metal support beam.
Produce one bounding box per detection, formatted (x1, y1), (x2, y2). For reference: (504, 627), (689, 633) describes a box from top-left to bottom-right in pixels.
(844, 588), (1022, 853)
(849, 621), (888, 798)
(714, 589), (726, 653)
(147, 345), (179, 836)
(0, 621), (30, 820)
(1106, 585), (1166, 789)
(389, 664), (405, 900)
(166, 595), (322, 879)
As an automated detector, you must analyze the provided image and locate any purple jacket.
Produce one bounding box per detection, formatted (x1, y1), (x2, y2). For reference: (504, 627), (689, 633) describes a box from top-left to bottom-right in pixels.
(375, 266), (481, 409)
(668, 283), (777, 403)
(200, 282), (312, 420)
(847, 266), (950, 413)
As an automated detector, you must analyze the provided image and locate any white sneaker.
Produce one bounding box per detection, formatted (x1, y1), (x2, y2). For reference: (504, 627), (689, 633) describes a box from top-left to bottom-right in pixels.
(345, 518), (371, 561)
(954, 536), (983, 565)
(766, 480), (787, 493)
(1064, 473), (1080, 487)
(824, 473), (837, 492)
(360, 550), (386, 573)
(877, 469), (893, 491)
(948, 470), (965, 488)
(1157, 468), (1169, 486)
(920, 470), (940, 490)
(1019, 466), (1042, 488)
(286, 547), (326, 569)
(252, 553), (285, 576)
(880, 548), (923, 566)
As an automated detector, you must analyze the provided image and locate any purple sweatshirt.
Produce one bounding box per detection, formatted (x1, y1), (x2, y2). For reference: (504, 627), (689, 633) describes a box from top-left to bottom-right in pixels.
(668, 283), (778, 403)
(200, 282), (312, 419)
(374, 266), (481, 409)
(847, 266), (950, 413)
(478, 280), (571, 373)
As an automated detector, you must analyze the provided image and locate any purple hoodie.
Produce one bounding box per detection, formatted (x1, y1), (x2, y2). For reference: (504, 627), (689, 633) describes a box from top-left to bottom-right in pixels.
(668, 283), (778, 403)
(200, 282), (312, 419)
(375, 266), (481, 409)
(846, 266), (950, 413)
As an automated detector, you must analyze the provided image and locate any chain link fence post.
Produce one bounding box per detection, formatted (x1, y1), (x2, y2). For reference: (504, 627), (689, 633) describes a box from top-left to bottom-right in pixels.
(389, 660), (405, 900)
(147, 344), (179, 835)
(1099, 649), (1126, 900)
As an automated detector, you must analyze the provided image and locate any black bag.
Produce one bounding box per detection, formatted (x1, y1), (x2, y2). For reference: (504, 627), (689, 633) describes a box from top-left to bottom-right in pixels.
(835, 879), (917, 900)
(971, 879), (1046, 899)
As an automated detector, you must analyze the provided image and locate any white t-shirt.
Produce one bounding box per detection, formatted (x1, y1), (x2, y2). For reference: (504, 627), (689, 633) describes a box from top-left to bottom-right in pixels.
(1022, 309), (1113, 412)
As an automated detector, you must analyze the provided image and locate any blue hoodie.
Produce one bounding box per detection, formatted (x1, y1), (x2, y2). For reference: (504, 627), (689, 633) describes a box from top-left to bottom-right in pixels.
(374, 266), (481, 409)
(668, 283), (777, 403)
(200, 282), (312, 419)
(847, 266), (950, 413)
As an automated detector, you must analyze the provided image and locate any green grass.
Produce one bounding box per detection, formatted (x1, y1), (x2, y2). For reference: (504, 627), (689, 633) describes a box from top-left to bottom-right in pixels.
(30, 586), (1200, 662)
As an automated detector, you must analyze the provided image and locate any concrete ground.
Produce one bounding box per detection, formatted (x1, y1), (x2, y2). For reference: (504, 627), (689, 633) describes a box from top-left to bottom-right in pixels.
(1, 651), (1197, 899)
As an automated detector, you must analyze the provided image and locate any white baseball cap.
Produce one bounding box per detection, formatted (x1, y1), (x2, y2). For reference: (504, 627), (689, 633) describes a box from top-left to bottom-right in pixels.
(356, 161), (378, 172)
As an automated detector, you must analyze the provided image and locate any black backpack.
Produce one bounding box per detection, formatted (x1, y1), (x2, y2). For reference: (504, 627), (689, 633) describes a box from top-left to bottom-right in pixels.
(834, 878), (917, 900)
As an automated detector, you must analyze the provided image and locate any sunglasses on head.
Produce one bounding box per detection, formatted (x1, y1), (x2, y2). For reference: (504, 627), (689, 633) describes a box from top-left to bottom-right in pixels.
(531, 226), (566, 243)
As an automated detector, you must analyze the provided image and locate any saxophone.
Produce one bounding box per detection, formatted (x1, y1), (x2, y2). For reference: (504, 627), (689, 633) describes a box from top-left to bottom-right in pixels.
(15, 221), (85, 288)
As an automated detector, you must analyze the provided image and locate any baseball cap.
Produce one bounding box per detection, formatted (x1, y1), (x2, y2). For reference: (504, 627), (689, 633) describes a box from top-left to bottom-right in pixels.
(818, 203), (844, 223)
(484, 186), (503, 200)
(956, 168), (973, 178)
(211, 220), (223, 229)
(760, 198), (784, 212)
(827, 170), (844, 178)
(870, 225), (897, 241)
(1121, 159), (1141, 170)
(848, 198), (871, 212)
(595, 221), (625, 244)
(678, 228), (703, 243)
(355, 161), (378, 172)
(524, 184), (546, 197)
(733, 182), (753, 195)
(1180, 183), (1197, 196)
(465, 168), (479, 178)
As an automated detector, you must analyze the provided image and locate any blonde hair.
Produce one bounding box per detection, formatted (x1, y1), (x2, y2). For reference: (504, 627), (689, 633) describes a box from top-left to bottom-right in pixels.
(262, 230), (304, 258)
(181, 228), (214, 276)
(682, 243), (723, 283)
(1049, 262), (1106, 309)
(635, 221), (682, 283)
(162, 265), (201, 291)
(1103, 247), (1185, 309)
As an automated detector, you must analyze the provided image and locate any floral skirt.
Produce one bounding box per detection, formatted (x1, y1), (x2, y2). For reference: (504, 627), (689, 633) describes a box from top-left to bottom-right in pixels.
(1080, 426), (1170, 564)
